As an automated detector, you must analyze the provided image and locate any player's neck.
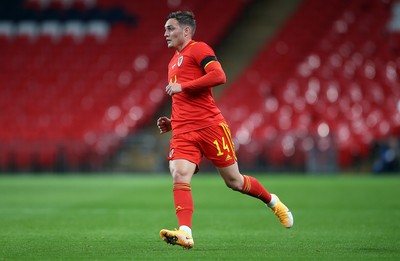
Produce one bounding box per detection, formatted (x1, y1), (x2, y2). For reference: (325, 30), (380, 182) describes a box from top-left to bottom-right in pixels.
(176, 39), (193, 53)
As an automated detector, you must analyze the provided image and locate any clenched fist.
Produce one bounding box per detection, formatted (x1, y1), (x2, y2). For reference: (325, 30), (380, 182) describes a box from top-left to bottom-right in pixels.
(157, 116), (172, 134)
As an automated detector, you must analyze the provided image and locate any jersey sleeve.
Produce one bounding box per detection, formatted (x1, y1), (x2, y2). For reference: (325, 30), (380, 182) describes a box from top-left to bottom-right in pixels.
(191, 42), (216, 67)
(181, 42), (226, 91)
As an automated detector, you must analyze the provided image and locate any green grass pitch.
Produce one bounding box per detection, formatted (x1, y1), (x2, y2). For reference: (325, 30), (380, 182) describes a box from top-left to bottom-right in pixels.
(0, 174), (399, 260)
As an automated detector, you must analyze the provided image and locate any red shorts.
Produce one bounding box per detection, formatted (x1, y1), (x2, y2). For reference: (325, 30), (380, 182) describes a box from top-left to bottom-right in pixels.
(168, 122), (237, 171)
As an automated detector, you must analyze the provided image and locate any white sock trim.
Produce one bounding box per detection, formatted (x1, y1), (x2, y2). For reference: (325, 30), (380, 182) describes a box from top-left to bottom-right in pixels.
(179, 225), (192, 236)
(267, 194), (277, 208)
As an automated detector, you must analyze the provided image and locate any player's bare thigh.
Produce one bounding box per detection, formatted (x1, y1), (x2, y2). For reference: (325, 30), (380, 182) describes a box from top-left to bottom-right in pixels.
(169, 159), (197, 184)
(216, 161), (244, 191)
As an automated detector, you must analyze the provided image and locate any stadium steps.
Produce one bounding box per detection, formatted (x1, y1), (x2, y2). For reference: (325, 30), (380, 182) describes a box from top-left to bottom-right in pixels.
(215, 0), (302, 97)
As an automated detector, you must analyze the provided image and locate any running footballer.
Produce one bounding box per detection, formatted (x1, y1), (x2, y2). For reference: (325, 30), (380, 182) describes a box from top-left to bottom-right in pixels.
(158, 11), (293, 250)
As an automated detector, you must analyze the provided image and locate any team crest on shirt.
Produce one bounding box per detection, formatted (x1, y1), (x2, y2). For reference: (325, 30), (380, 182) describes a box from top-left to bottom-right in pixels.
(177, 56), (184, 67)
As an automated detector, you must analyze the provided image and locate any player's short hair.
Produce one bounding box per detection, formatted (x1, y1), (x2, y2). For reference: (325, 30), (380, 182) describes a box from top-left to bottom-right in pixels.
(167, 11), (196, 36)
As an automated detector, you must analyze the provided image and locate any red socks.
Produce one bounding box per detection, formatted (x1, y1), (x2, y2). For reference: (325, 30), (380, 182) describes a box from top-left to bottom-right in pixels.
(172, 177), (270, 228)
(173, 183), (193, 228)
(241, 175), (272, 204)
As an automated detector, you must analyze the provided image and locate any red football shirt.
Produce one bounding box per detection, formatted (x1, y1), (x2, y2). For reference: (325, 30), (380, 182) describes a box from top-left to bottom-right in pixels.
(167, 40), (226, 135)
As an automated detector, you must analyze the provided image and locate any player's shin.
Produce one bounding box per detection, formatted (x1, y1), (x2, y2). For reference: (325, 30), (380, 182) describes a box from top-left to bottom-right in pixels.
(240, 175), (272, 204)
(173, 183), (193, 230)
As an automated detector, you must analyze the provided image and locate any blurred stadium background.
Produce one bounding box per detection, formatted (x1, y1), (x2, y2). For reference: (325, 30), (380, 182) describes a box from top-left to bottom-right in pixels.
(0, 0), (399, 174)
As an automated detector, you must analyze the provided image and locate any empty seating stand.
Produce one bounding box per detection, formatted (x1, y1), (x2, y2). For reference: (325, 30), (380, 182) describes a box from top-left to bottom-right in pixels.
(0, 0), (252, 171)
(218, 0), (400, 170)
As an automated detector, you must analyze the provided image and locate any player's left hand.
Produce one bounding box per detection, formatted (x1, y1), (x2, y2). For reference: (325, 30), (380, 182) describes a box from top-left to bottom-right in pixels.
(165, 83), (182, 96)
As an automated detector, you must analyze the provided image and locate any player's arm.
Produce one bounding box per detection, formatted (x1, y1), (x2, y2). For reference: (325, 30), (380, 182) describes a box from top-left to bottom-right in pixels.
(181, 60), (226, 91)
(165, 60), (225, 96)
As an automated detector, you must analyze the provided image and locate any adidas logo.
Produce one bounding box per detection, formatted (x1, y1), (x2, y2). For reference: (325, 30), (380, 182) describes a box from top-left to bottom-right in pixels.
(225, 155), (232, 161)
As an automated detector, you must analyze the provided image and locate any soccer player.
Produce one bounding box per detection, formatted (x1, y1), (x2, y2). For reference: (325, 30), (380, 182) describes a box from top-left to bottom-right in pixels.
(158, 11), (293, 249)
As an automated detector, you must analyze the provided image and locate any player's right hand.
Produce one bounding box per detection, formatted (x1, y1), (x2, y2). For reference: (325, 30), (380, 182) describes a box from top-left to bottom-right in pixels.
(157, 116), (172, 134)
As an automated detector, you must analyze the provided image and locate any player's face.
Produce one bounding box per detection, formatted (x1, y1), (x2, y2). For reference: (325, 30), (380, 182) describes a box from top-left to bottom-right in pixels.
(164, 19), (186, 51)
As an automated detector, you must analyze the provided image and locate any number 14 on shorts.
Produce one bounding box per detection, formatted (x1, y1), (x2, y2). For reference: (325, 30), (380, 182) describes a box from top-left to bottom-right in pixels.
(213, 137), (230, 156)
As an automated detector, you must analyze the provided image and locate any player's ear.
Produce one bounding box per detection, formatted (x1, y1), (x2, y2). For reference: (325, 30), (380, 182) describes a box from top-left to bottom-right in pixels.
(184, 26), (191, 37)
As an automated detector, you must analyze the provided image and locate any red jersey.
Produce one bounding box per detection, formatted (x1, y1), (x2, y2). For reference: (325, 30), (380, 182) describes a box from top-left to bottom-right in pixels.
(167, 40), (226, 135)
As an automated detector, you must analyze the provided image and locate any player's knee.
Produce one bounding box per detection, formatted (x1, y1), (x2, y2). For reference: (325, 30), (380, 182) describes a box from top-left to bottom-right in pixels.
(171, 169), (191, 183)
